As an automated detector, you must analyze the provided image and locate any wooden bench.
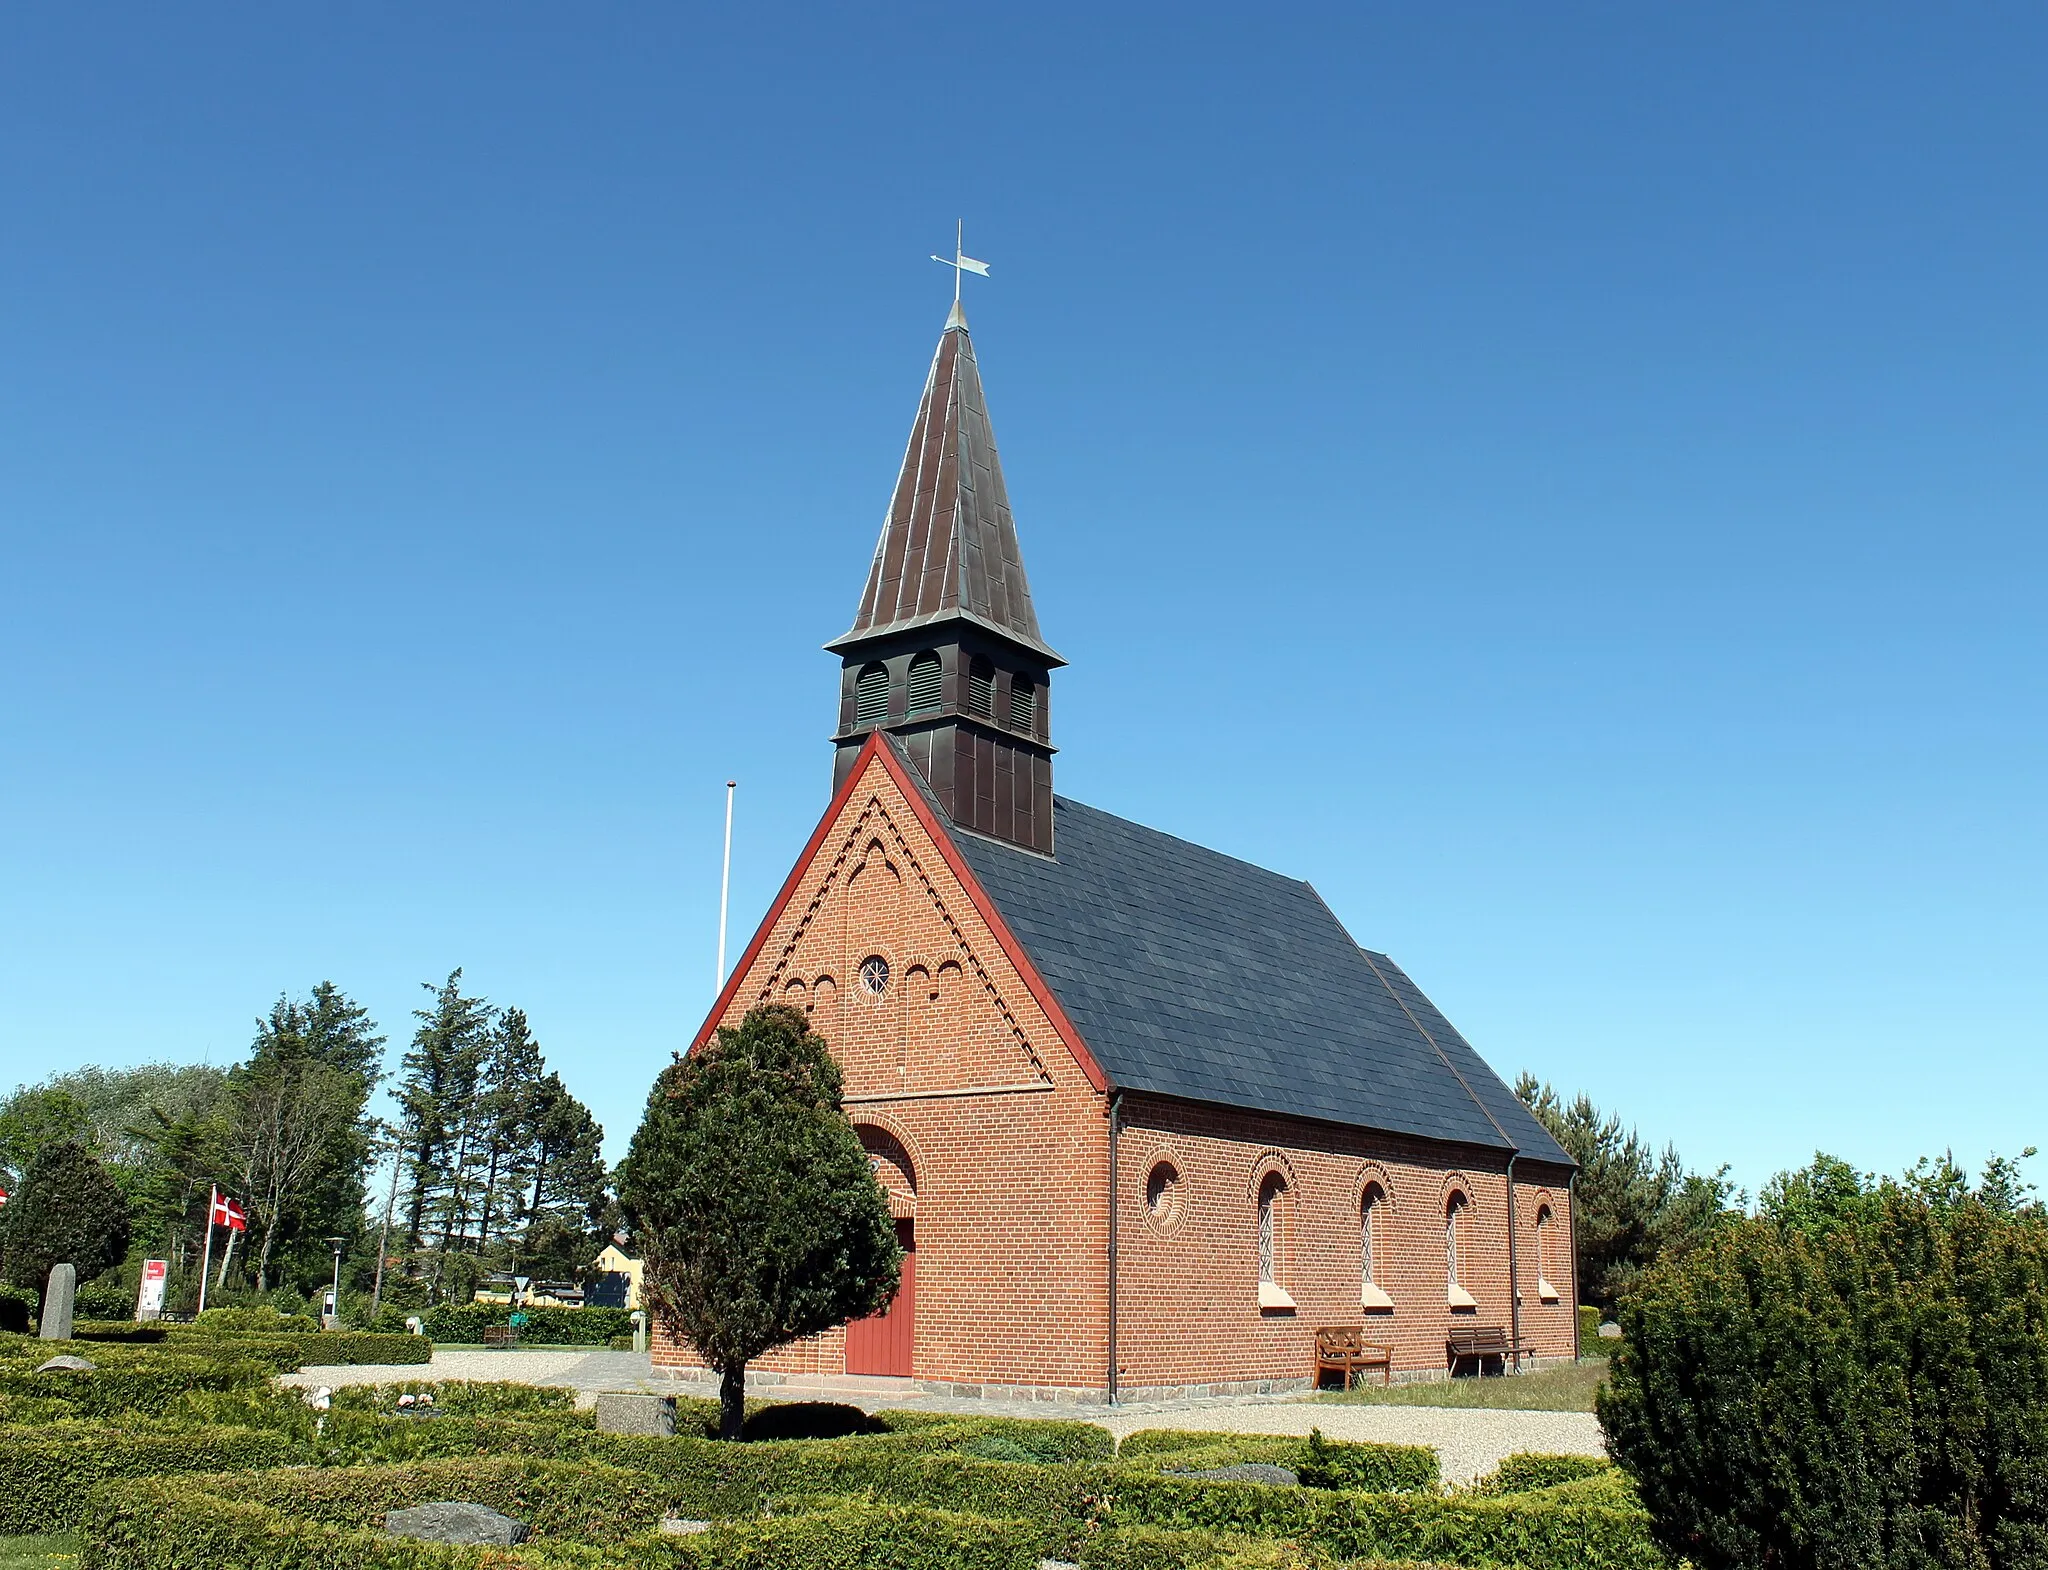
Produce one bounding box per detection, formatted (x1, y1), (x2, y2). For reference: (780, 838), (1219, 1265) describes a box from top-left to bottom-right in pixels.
(1447, 1325), (1534, 1376)
(1315, 1326), (1393, 1389)
(482, 1325), (520, 1350)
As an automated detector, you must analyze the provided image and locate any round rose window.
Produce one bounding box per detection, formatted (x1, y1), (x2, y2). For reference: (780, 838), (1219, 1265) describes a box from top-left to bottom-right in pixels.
(858, 955), (890, 998)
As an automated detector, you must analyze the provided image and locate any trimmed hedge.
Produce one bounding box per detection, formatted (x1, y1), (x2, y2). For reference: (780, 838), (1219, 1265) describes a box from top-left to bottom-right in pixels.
(1469, 1453), (1613, 1497)
(58, 1324), (432, 1368)
(1077, 1525), (1476, 1569)
(329, 1379), (583, 1419)
(0, 1351), (274, 1417)
(80, 1458), (1050, 1570)
(1578, 1304), (1605, 1350)
(0, 1422), (296, 1534)
(1115, 1430), (1439, 1495)
(418, 1302), (635, 1345)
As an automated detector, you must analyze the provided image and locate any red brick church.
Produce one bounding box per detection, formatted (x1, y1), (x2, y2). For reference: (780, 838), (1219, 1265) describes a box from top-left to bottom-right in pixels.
(654, 300), (1577, 1402)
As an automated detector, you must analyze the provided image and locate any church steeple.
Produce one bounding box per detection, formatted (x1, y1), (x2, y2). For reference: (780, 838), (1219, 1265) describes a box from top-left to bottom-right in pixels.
(828, 305), (1062, 854)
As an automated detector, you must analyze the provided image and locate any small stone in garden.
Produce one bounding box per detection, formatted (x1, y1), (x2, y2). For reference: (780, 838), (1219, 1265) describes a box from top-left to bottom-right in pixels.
(1169, 1463), (1300, 1487)
(597, 1393), (676, 1437)
(384, 1502), (531, 1547)
(39, 1263), (76, 1342)
(658, 1518), (712, 1535)
(35, 1355), (97, 1373)
(1598, 1322), (1623, 1339)
(1039, 1560), (1083, 1570)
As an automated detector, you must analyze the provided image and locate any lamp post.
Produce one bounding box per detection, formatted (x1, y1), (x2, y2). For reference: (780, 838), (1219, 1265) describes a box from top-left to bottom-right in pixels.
(325, 1238), (347, 1330)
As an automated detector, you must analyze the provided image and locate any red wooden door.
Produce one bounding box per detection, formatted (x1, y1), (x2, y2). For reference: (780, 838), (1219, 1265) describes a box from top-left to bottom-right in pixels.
(845, 1219), (915, 1376)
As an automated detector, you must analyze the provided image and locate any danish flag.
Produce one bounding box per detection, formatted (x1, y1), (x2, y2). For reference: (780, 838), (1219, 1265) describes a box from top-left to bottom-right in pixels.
(210, 1189), (248, 1232)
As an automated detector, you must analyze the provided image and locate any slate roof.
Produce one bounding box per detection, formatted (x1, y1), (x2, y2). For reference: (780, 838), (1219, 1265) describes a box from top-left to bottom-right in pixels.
(945, 792), (1573, 1165)
(829, 304), (1059, 663)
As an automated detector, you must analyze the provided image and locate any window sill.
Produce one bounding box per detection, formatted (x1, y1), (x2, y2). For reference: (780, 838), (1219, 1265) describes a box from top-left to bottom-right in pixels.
(1447, 1282), (1477, 1310)
(1257, 1282), (1297, 1312)
(1537, 1278), (1561, 1304)
(1360, 1282), (1394, 1311)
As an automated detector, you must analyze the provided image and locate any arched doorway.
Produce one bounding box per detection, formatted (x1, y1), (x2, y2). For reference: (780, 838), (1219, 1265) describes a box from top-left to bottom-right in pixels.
(846, 1125), (916, 1377)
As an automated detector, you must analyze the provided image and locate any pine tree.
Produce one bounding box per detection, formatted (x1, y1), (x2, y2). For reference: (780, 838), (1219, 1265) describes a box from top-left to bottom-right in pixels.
(1, 1139), (132, 1317)
(395, 971), (494, 1260)
(474, 1007), (545, 1256)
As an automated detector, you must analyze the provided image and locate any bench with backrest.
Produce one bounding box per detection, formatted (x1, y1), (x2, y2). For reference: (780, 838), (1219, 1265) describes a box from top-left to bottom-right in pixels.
(1314, 1326), (1393, 1389)
(1446, 1325), (1534, 1376)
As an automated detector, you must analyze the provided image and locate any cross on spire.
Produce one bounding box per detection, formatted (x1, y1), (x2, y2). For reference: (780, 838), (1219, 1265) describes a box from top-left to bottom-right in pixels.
(929, 220), (990, 305)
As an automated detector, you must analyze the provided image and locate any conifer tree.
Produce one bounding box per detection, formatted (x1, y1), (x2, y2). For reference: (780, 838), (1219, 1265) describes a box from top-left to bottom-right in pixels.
(1, 1139), (132, 1318)
(395, 971), (493, 1258)
(620, 1004), (899, 1440)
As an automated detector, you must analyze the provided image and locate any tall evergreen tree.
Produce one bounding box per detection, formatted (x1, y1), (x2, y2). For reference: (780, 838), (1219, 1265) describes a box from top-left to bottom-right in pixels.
(395, 971), (493, 1259)
(474, 1007), (545, 1255)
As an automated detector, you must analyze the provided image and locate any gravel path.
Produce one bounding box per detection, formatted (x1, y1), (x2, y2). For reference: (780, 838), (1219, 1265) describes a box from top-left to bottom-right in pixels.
(287, 1351), (1604, 1485)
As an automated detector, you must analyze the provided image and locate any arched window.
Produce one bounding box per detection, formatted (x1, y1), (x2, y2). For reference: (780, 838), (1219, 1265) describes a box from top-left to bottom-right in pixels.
(1446, 1194), (1466, 1284)
(906, 651), (943, 716)
(966, 657), (995, 719)
(1536, 1205), (1560, 1302)
(1257, 1174), (1282, 1283)
(1361, 1185), (1382, 1287)
(854, 663), (890, 727)
(1008, 676), (1036, 733)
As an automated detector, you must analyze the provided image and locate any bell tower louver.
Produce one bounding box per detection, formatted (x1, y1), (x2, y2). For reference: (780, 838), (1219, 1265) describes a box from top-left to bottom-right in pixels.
(827, 302), (1062, 854)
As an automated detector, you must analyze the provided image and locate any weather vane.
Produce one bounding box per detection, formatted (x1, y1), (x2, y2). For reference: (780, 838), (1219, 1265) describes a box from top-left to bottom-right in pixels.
(930, 220), (990, 303)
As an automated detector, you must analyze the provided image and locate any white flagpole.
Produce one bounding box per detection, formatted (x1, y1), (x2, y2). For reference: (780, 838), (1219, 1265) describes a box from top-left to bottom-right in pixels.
(197, 1187), (217, 1315)
(716, 780), (736, 990)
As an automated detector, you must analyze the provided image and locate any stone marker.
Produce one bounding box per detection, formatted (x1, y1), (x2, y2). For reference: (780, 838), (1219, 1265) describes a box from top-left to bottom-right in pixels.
(1169, 1463), (1300, 1487)
(658, 1518), (712, 1535)
(1597, 1321), (1623, 1340)
(383, 1502), (530, 1547)
(39, 1263), (76, 1342)
(596, 1392), (676, 1437)
(36, 1355), (97, 1374)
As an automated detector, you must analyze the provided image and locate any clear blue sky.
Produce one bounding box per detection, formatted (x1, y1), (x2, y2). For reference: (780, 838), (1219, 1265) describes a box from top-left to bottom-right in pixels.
(3, 6), (2042, 1196)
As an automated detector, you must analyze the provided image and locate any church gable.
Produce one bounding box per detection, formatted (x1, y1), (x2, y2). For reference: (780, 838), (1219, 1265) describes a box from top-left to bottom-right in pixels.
(713, 739), (1084, 1102)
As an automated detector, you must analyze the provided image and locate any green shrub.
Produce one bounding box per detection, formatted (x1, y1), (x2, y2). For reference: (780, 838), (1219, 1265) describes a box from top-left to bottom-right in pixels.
(874, 1415), (1115, 1464)
(1600, 1193), (2048, 1570)
(0, 1352), (273, 1417)
(0, 1422), (297, 1533)
(69, 1320), (171, 1344)
(1578, 1305), (1603, 1350)
(1119, 1430), (1249, 1457)
(1115, 1432), (1438, 1496)
(1077, 1524), (1477, 1568)
(195, 1306), (323, 1335)
(80, 1458), (1048, 1570)
(1468, 1453), (1613, 1497)
(418, 1302), (635, 1345)
(1295, 1430), (1439, 1494)
(328, 1380), (581, 1419)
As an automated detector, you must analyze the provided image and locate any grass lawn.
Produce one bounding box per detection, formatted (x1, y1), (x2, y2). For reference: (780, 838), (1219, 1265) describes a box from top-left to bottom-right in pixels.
(1317, 1357), (1609, 1412)
(0, 1536), (79, 1570)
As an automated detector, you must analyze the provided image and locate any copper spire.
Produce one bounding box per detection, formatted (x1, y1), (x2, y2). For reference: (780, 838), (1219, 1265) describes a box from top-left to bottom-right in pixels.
(830, 306), (1060, 664)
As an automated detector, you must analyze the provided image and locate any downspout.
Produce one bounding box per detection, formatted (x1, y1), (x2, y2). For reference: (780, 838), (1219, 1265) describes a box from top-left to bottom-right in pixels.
(1568, 1168), (1581, 1361)
(1107, 1090), (1123, 1406)
(1506, 1154), (1521, 1371)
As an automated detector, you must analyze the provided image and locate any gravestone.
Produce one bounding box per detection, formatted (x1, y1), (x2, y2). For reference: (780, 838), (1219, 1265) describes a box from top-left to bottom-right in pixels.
(383, 1502), (529, 1546)
(39, 1263), (76, 1341)
(1597, 1321), (1623, 1340)
(596, 1392), (675, 1437)
(36, 1355), (97, 1373)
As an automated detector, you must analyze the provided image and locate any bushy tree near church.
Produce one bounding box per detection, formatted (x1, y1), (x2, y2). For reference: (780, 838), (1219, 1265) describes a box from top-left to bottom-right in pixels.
(619, 1004), (901, 1441)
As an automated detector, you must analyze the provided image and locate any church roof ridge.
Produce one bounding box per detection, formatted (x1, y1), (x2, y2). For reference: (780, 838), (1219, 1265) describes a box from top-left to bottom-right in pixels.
(836, 307), (1059, 663)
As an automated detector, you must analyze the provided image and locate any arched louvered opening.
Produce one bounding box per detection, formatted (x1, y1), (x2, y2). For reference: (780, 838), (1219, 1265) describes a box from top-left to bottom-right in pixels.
(966, 657), (995, 719)
(1008, 676), (1036, 733)
(854, 663), (891, 728)
(906, 651), (943, 716)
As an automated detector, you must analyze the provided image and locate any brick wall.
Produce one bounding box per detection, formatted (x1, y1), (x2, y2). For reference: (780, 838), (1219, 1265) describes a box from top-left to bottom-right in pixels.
(652, 749), (1111, 1390)
(652, 744), (1576, 1395)
(1115, 1095), (1577, 1386)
